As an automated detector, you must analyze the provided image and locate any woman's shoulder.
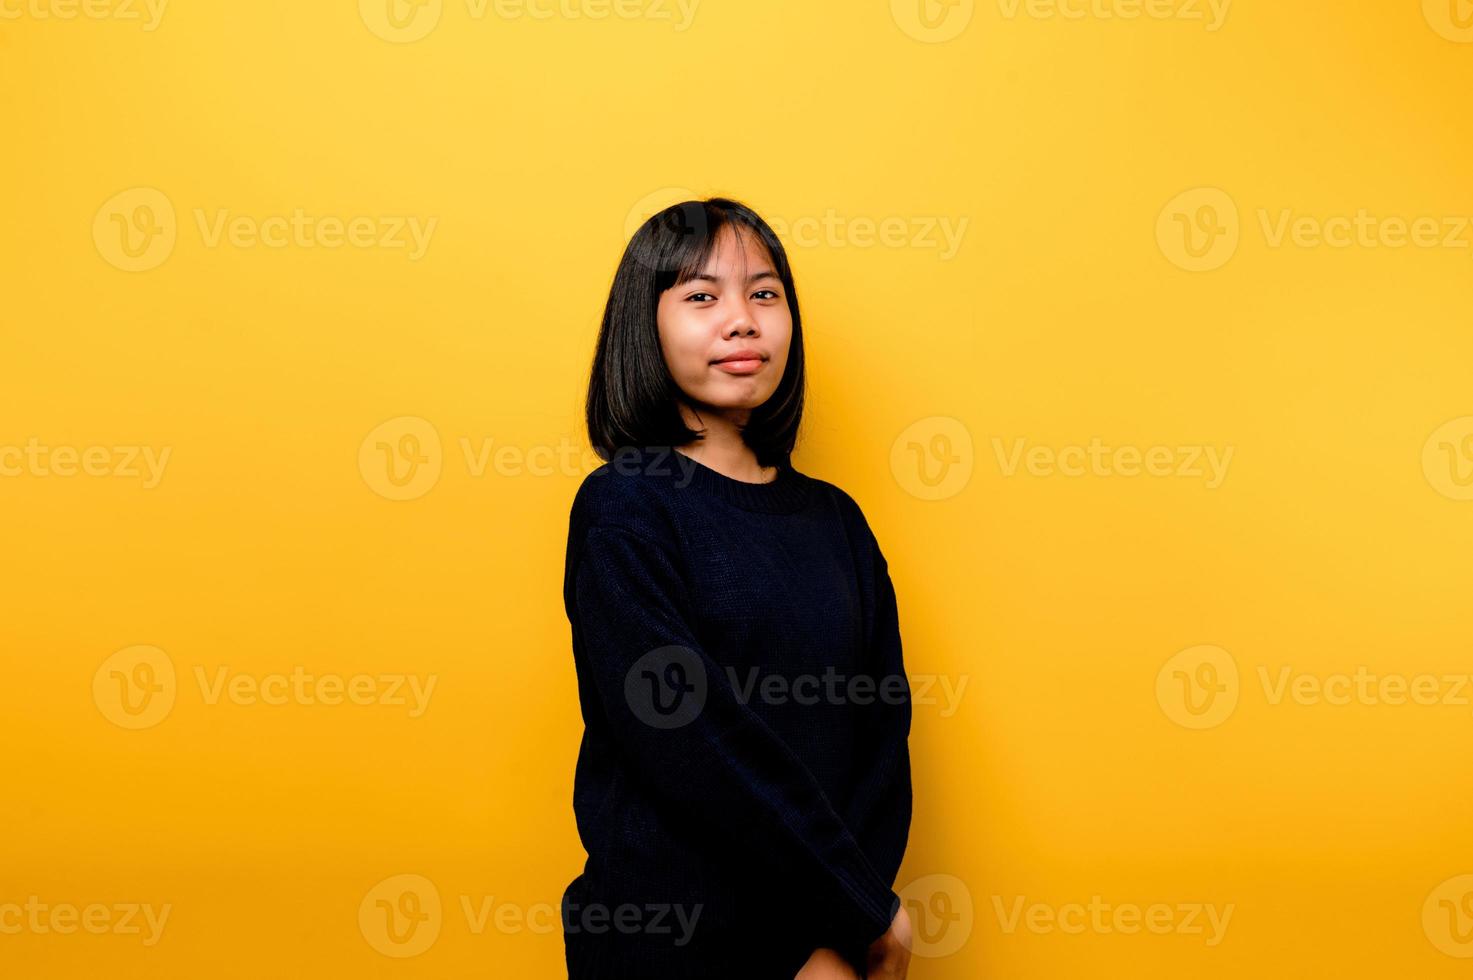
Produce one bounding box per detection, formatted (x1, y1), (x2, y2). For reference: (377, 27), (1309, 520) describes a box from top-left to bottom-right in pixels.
(799, 470), (870, 527)
(567, 449), (683, 543)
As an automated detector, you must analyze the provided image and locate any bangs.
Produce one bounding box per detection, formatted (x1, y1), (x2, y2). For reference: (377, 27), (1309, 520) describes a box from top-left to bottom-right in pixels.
(660, 206), (774, 290)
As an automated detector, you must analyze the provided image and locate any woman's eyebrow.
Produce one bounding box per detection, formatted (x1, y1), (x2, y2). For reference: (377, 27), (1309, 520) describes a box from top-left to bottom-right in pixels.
(686, 270), (780, 285)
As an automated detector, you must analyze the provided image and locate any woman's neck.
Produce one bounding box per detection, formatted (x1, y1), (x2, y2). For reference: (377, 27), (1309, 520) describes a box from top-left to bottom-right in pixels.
(671, 405), (777, 484)
(671, 443), (777, 485)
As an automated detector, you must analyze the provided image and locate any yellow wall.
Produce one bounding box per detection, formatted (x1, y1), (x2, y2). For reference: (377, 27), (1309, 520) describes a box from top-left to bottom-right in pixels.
(4, 1), (1472, 976)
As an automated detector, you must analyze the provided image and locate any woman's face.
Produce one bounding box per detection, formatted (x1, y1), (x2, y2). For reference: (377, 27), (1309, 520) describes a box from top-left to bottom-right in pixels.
(655, 225), (792, 419)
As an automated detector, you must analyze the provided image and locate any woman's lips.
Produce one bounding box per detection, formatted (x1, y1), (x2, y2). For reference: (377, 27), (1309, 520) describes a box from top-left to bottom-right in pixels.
(713, 358), (764, 374)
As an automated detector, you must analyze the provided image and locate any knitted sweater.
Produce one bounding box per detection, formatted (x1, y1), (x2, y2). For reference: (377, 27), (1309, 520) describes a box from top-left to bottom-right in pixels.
(560, 445), (912, 979)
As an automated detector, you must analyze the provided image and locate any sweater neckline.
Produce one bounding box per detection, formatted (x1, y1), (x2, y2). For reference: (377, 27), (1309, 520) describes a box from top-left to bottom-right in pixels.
(636, 446), (813, 514)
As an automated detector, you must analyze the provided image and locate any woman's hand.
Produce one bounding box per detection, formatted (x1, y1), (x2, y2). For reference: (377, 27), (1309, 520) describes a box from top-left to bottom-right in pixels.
(864, 905), (913, 980)
(794, 946), (861, 979)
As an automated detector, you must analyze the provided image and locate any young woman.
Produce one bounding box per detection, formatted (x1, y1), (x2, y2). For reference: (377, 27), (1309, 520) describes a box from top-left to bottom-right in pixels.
(561, 197), (913, 979)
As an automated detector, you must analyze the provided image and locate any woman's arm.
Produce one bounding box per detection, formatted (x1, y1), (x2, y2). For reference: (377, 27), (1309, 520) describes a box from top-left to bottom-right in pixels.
(794, 946), (860, 979)
(568, 521), (901, 955)
(797, 905), (913, 980)
(863, 905), (913, 979)
(828, 525), (914, 967)
(841, 528), (913, 868)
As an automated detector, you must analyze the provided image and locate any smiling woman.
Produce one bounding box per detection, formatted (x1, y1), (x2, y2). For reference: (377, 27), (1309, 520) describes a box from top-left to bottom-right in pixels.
(562, 198), (914, 979)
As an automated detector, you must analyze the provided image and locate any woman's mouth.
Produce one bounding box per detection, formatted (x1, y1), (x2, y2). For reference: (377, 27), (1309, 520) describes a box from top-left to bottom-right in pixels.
(713, 358), (764, 374)
(712, 350), (766, 375)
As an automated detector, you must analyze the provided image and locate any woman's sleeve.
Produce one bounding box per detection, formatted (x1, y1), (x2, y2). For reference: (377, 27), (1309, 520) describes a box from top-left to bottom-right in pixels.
(569, 521), (901, 953)
(838, 531), (913, 900)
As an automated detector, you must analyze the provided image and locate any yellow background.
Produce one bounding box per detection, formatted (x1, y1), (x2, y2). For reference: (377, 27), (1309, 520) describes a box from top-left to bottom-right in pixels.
(3, 0), (1473, 976)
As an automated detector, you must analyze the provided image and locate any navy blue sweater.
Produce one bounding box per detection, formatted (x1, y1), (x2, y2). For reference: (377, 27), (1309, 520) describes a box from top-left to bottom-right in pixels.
(560, 446), (912, 978)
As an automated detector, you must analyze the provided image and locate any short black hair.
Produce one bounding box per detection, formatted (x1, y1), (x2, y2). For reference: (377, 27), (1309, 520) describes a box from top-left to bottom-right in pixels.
(584, 197), (806, 470)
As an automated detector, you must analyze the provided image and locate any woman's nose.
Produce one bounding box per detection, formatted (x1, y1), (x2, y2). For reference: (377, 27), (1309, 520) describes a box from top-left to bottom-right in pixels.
(724, 318), (758, 338)
(724, 300), (759, 336)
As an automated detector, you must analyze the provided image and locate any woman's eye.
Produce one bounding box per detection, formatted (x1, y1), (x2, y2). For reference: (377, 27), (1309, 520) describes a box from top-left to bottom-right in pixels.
(687, 292), (715, 302)
(753, 289), (780, 300)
